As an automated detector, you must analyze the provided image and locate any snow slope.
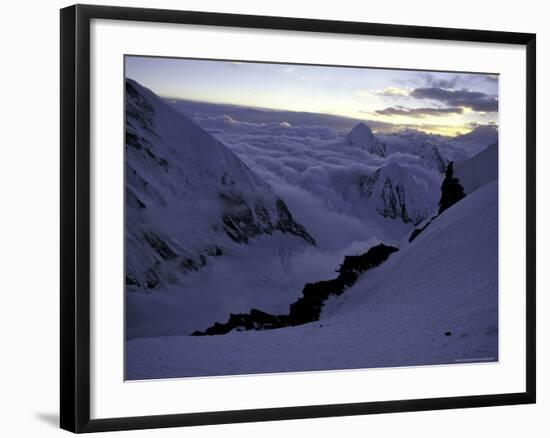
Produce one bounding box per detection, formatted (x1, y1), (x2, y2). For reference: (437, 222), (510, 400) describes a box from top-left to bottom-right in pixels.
(454, 142), (498, 194)
(126, 181), (498, 379)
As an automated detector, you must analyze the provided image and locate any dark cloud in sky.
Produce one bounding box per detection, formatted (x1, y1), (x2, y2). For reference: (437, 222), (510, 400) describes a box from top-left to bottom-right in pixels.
(373, 106), (464, 118)
(410, 87), (498, 112)
(422, 72), (498, 91)
(466, 121), (498, 128)
(484, 75), (499, 83)
(423, 73), (461, 89)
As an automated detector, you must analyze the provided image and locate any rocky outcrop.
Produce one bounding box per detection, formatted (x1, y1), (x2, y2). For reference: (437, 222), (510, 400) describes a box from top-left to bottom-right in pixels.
(192, 243), (398, 335)
(378, 177), (411, 222)
(274, 199), (316, 246)
(408, 219), (434, 243)
(220, 194), (316, 245)
(407, 161), (467, 242)
(360, 164), (431, 225)
(438, 161), (466, 214)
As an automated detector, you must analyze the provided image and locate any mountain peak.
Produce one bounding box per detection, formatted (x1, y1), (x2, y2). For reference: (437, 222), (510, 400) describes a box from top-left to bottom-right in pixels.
(348, 122), (376, 144)
(455, 125), (498, 149)
(345, 123), (386, 157)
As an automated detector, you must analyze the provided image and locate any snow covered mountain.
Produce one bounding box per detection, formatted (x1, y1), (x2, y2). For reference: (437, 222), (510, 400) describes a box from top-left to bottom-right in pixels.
(343, 122), (386, 157)
(359, 162), (442, 225)
(162, 113), (475, 234)
(454, 125), (498, 151)
(380, 126), (497, 163)
(301, 123), (444, 227)
(412, 141), (448, 173)
(337, 124), (445, 226)
(125, 78), (315, 294)
(126, 180), (498, 379)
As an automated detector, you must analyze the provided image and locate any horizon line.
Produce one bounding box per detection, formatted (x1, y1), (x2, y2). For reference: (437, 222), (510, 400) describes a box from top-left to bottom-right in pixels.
(159, 93), (499, 138)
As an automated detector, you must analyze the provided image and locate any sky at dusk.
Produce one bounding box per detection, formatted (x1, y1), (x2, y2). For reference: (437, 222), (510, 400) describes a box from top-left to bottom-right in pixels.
(126, 56), (498, 136)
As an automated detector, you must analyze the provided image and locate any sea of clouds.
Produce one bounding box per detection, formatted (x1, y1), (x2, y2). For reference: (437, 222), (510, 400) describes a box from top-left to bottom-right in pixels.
(184, 108), (437, 250)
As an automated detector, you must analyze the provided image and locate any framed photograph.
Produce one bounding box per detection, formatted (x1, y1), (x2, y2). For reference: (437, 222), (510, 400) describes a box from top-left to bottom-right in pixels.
(60, 4), (536, 433)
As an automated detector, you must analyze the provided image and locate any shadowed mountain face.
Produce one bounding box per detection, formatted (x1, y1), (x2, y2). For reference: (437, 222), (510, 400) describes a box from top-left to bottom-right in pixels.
(125, 79), (315, 293)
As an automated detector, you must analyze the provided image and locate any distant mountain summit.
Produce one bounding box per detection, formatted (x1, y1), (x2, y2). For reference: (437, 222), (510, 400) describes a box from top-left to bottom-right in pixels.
(455, 125), (498, 151)
(345, 122), (386, 157)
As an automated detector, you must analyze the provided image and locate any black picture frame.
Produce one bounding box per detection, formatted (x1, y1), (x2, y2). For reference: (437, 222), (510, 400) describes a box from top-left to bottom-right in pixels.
(60, 4), (536, 433)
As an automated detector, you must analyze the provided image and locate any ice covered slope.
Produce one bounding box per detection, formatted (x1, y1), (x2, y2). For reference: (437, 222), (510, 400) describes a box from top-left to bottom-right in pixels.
(454, 142), (498, 194)
(125, 78), (315, 293)
(126, 181), (498, 379)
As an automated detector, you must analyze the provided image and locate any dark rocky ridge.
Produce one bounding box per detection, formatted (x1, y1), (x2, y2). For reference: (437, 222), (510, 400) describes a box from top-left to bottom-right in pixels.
(378, 178), (411, 222)
(220, 194), (316, 246)
(192, 243), (398, 335)
(438, 161), (466, 214)
(408, 219), (434, 243)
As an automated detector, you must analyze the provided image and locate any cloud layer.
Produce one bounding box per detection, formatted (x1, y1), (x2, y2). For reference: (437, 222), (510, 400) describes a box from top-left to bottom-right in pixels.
(185, 110), (461, 247)
(410, 87), (498, 112)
